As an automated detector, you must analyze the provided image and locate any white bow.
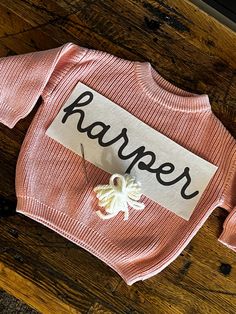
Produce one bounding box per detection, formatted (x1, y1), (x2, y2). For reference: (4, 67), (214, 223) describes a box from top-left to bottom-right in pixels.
(93, 173), (145, 220)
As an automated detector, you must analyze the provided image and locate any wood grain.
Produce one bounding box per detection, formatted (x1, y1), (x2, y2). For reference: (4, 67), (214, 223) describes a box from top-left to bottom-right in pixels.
(0, 0), (235, 313)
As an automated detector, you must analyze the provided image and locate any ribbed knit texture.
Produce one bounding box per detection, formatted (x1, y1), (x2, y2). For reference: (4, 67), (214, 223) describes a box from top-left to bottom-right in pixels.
(0, 42), (235, 285)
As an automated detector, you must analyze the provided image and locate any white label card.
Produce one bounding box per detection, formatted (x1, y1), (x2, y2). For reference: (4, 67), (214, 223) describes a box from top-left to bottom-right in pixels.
(46, 82), (218, 220)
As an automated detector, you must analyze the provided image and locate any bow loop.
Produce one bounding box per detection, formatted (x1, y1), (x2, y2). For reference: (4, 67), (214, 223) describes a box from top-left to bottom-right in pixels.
(93, 173), (145, 220)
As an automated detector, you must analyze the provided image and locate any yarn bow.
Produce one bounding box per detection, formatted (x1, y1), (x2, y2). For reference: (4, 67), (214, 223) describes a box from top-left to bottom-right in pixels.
(93, 173), (145, 221)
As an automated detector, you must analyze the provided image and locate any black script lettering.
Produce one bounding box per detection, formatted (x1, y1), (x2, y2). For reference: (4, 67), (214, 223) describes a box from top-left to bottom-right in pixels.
(139, 162), (199, 199)
(62, 91), (93, 124)
(61, 90), (199, 200)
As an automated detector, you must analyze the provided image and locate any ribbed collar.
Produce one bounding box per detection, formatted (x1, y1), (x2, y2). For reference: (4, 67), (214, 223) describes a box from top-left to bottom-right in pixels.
(135, 61), (211, 112)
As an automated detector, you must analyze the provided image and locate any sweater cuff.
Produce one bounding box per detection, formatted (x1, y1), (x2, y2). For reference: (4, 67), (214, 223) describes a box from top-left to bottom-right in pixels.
(218, 207), (236, 252)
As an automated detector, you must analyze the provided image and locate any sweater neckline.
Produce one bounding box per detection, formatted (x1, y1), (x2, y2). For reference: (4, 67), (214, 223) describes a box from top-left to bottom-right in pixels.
(134, 61), (211, 112)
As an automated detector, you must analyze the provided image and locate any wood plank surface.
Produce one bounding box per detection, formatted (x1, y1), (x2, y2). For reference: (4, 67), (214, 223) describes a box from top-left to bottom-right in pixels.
(0, 0), (235, 313)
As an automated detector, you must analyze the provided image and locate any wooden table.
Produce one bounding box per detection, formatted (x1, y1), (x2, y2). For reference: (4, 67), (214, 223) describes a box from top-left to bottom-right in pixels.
(0, 1), (235, 313)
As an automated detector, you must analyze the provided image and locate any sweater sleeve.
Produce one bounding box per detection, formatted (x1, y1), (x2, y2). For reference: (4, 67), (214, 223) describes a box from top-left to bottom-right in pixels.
(0, 42), (87, 129)
(218, 146), (236, 252)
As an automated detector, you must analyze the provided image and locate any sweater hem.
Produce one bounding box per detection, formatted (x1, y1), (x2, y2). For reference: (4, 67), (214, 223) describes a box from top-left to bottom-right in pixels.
(16, 195), (142, 286)
(16, 195), (212, 286)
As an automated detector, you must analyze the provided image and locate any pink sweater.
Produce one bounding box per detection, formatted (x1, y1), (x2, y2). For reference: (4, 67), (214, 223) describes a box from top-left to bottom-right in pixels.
(0, 42), (235, 285)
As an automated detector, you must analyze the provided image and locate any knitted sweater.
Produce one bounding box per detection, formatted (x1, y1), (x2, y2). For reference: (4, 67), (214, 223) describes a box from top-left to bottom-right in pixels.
(0, 42), (235, 286)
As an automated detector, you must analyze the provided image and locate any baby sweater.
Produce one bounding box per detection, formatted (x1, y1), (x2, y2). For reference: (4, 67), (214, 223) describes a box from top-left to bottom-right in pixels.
(0, 42), (235, 286)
